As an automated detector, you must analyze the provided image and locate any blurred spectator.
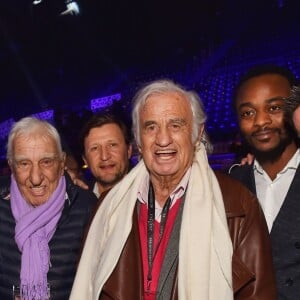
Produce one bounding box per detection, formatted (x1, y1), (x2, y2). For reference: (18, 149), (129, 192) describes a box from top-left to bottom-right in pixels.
(286, 85), (300, 136)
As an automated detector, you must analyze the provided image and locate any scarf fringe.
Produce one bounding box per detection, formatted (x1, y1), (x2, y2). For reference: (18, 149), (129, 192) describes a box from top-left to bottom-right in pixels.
(20, 282), (49, 300)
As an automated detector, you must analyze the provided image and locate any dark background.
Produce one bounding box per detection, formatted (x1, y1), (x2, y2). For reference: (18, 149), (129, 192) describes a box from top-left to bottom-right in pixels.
(0, 0), (222, 119)
(1, 0), (298, 120)
(0, 0), (299, 169)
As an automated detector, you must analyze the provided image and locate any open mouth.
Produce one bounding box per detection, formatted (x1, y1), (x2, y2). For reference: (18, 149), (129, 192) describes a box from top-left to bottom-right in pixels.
(99, 164), (115, 170)
(155, 149), (177, 160)
(30, 186), (46, 196)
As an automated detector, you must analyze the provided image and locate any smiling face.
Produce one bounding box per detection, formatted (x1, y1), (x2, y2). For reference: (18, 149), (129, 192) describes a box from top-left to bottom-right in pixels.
(235, 74), (293, 155)
(83, 123), (132, 193)
(138, 92), (197, 186)
(9, 131), (65, 206)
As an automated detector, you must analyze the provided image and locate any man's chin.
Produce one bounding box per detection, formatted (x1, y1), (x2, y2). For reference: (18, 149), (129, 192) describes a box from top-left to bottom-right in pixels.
(97, 175), (121, 187)
(251, 141), (289, 164)
(245, 122), (297, 164)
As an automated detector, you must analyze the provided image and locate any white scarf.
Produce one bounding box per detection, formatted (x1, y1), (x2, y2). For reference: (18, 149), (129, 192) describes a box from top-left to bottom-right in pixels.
(70, 143), (233, 300)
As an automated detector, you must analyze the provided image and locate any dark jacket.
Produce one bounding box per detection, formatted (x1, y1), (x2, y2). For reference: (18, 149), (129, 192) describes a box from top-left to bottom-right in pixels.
(0, 173), (97, 300)
(99, 171), (277, 300)
(87, 179), (111, 210)
(230, 163), (300, 300)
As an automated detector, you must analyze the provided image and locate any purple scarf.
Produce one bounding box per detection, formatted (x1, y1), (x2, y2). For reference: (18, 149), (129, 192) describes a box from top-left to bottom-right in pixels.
(10, 175), (66, 300)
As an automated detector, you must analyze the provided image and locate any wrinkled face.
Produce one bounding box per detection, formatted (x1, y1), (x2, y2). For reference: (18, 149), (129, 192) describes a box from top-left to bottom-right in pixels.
(138, 92), (197, 184)
(235, 74), (292, 154)
(83, 124), (132, 192)
(9, 132), (65, 206)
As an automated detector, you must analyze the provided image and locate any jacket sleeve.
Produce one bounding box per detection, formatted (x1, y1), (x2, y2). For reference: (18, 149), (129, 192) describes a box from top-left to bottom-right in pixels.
(216, 172), (277, 300)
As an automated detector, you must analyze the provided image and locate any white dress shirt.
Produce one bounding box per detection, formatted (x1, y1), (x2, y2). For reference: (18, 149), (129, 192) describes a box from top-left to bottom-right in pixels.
(254, 149), (300, 232)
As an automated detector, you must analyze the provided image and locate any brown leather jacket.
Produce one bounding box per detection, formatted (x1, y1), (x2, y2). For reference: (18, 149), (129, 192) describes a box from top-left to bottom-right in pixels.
(100, 171), (277, 300)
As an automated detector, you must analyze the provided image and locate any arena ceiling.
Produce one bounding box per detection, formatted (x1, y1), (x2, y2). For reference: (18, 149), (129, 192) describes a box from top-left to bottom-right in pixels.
(0, 0), (298, 122)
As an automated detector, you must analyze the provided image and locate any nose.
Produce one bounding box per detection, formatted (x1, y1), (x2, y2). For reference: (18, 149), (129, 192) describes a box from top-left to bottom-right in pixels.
(99, 146), (112, 161)
(29, 163), (44, 186)
(156, 126), (172, 147)
(254, 110), (272, 128)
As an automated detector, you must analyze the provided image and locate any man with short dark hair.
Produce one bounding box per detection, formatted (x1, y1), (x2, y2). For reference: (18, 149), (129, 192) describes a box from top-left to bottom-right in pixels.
(79, 113), (132, 203)
(229, 64), (300, 299)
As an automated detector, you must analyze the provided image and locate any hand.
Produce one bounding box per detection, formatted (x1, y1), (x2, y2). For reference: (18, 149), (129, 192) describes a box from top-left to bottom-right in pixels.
(65, 167), (89, 189)
(240, 153), (254, 165)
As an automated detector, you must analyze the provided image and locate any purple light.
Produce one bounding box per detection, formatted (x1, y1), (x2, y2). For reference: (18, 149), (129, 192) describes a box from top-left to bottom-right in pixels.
(90, 93), (122, 112)
(32, 110), (54, 121)
(0, 118), (15, 140)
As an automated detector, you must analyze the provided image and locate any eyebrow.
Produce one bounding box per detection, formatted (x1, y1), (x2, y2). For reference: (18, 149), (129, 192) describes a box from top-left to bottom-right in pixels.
(14, 153), (58, 161)
(143, 118), (187, 126)
(238, 96), (287, 109)
(169, 118), (187, 125)
(265, 96), (287, 103)
(143, 120), (156, 127)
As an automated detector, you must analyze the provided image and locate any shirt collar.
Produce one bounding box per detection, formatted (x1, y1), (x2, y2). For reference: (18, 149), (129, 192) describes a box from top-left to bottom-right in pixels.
(137, 167), (191, 207)
(93, 182), (100, 198)
(254, 149), (300, 175)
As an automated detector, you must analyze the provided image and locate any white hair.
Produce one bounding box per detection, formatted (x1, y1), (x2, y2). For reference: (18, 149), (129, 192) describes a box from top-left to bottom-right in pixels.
(131, 79), (213, 153)
(6, 117), (64, 161)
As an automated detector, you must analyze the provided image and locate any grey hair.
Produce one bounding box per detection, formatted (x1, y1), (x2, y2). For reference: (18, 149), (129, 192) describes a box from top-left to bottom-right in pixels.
(131, 79), (213, 153)
(285, 85), (300, 118)
(6, 117), (64, 161)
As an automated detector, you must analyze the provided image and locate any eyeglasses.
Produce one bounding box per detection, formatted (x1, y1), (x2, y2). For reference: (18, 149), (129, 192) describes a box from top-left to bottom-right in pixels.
(13, 156), (60, 172)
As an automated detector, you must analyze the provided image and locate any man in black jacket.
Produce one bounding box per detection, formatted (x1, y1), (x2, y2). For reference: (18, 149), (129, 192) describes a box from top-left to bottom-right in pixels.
(0, 116), (97, 300)
(229, 64), (300, 299)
